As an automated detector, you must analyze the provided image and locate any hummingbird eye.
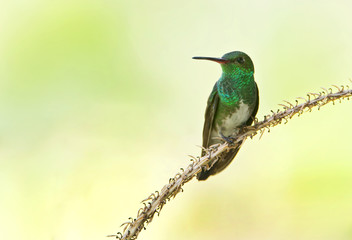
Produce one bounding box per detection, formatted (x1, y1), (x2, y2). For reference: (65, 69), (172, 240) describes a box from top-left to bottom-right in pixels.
(236, 57), (245, 64)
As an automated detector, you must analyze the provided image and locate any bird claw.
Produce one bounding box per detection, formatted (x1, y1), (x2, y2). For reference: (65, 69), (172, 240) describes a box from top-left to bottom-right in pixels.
(219, 132), (234, 145)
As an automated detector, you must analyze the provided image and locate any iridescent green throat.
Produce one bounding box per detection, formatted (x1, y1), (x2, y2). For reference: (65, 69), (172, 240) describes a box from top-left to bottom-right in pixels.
(217, 67), (255, 105)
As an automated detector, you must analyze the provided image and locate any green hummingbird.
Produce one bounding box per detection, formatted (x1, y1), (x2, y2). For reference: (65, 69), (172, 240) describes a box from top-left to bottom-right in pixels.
(193, 51), (259, 181)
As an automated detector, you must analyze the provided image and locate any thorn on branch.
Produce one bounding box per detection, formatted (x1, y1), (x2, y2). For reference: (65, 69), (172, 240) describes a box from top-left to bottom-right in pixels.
(278, 103), (289, 109)
(296, 96), (307, 103)
(321, 87), (329, 95)
(283, 100), (294, 108)
(332, 85), (341, 92)
(174, 173), (181, 180)
(107, 232), (123, 239)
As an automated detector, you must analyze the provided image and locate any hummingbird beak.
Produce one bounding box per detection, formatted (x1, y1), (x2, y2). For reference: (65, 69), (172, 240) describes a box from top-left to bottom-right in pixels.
(192, 56), (229, 64)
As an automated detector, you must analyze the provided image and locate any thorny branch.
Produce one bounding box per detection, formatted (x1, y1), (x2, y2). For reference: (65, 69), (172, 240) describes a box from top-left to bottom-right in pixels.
(108, 83), (352, 240)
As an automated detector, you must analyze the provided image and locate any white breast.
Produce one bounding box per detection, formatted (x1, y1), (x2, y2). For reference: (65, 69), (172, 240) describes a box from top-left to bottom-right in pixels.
(211, 102), (251, 139)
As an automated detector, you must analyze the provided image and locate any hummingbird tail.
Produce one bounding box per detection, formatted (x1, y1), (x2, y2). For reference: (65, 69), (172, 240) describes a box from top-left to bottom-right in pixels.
(196, 144), (242, 181)
(197, 170), (212, 181)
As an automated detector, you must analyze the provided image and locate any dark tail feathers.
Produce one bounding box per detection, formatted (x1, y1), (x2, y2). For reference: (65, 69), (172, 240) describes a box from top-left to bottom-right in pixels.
(196, 144), (242, 181)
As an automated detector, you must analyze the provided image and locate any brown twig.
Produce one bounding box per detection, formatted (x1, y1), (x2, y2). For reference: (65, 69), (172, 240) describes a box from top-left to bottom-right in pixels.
(109, 83), (352, 240)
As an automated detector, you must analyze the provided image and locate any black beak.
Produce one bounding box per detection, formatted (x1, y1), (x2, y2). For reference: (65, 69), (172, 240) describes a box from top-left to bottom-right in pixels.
(192, 56), (228, 64)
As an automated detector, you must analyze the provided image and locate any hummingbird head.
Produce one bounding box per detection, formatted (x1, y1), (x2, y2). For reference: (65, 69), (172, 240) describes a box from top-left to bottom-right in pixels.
(193, 51), (254, 75)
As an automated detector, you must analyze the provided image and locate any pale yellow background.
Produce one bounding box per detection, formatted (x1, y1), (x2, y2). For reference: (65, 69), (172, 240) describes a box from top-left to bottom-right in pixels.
(0, 1), (352, 240)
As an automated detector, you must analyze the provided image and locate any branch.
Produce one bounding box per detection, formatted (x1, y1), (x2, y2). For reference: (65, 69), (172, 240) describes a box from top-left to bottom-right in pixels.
(108, 83), (352, 240)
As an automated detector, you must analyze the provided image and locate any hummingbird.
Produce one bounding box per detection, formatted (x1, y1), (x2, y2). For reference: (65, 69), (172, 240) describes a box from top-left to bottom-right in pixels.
(193, 51), (259, 181)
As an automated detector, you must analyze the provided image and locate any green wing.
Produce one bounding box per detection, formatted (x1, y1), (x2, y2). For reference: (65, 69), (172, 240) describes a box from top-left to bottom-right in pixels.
(202, 82), (219, 152)
(245, 82), (259, 126)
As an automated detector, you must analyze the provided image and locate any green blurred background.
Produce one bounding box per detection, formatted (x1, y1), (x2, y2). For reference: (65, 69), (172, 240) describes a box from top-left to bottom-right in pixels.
(1, 1), (352, 240)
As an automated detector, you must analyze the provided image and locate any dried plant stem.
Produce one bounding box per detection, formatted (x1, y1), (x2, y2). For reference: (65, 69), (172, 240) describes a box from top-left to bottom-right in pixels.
(109, 83), (352, 240)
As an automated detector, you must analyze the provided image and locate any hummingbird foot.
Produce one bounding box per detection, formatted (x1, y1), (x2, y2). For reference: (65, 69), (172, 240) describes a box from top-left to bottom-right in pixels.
(219, 132), (234, 145)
